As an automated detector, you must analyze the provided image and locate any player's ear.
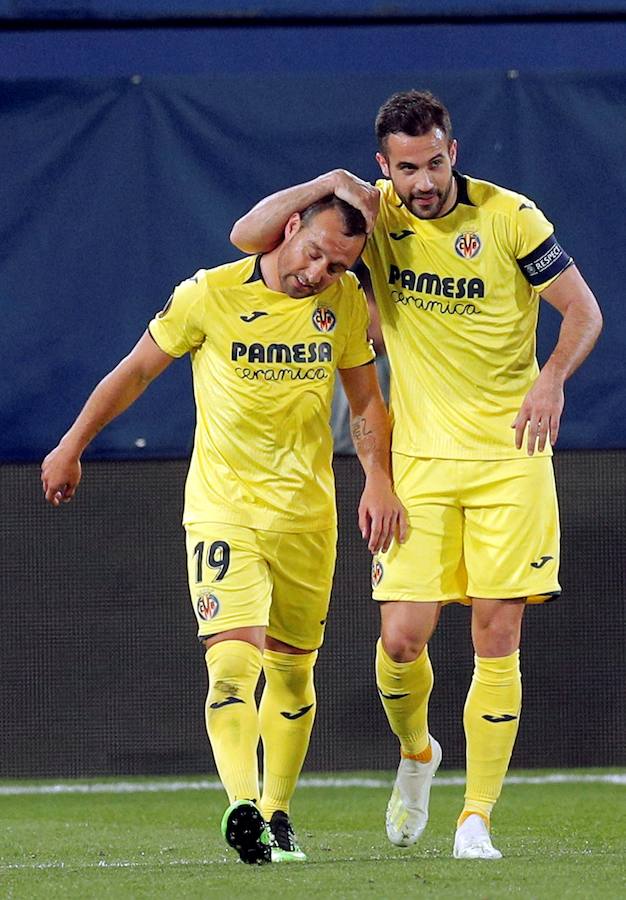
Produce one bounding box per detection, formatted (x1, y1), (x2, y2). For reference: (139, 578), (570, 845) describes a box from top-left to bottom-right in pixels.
(449, 139), (458, 167)
(284, 212), (302, 241)
(375, 151), (390, 178)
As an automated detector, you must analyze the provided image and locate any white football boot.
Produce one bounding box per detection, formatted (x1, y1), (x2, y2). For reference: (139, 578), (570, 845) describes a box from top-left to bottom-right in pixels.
(385, 736), (442, 846)
(453, 813), (503, 859)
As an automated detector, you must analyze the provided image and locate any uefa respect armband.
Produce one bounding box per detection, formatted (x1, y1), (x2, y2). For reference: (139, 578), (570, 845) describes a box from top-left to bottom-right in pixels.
(517, 234), (573, 288)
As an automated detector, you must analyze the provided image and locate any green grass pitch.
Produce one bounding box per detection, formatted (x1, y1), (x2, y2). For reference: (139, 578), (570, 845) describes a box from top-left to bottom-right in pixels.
(1, 771), (625, 899)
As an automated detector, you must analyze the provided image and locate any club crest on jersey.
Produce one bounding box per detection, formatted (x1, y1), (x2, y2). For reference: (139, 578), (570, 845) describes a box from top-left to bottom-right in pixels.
(454, 232), (482, 259)
(312, 307), (336, 333)
(371, 559), (384, 588)
(196, 592), (220, 621)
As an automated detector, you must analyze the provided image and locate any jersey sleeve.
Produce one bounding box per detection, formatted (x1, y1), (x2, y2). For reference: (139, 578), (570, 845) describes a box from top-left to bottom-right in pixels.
(337, 277), (375, 369)
(361, 178), (390, 272)
(148, 272), (207, 357)
(512, 200), (573, 291)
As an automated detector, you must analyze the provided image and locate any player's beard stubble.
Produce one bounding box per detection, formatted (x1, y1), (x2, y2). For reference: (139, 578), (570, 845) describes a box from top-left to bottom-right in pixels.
(399, 173), (456, 220)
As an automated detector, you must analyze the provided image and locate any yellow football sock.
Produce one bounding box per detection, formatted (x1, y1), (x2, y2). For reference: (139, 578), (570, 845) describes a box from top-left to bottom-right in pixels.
(461, 650), (522, 826)
(457, 801), (494, 828)
(204, 640), (263, 805)
(258, 649), (317, 819)
(375, 639), (433, 757)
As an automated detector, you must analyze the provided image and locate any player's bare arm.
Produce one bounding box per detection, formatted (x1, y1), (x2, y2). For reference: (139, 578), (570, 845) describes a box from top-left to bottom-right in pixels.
(340, 363), (407, 554)
(41, 331), (174, 506)
(230, 170), (380, 253)
(353, 261), (386, 356)
(512, 265), (603, 455)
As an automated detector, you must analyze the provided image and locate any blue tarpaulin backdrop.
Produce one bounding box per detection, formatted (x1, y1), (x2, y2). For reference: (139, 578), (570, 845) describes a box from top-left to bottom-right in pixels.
(3, 1), (626, 19)
(1, 71), (624, 459)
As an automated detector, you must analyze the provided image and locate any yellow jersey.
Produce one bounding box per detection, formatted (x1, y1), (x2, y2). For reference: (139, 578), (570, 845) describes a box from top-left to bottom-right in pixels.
(362, 174), (573, 460)
(149, 255), (374, 531)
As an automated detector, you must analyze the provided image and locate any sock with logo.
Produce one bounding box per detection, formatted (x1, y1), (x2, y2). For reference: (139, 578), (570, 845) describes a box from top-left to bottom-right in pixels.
(375, 638), (434, 757)
(204, 639), (263, 804)
(258, 649), (317, 819)
(461, 650), (522, 823)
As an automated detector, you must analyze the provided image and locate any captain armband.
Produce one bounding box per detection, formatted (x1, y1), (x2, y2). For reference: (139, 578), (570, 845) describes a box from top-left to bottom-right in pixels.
(517, 234), (573, 288)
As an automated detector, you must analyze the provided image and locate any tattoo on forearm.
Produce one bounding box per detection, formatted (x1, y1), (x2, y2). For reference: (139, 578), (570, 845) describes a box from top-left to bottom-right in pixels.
(351, 416), (376, 453)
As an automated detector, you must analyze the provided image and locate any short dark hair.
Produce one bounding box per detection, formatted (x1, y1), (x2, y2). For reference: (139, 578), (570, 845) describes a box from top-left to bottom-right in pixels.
(375, 89), (452, 152)
(300, 194), (367, 237)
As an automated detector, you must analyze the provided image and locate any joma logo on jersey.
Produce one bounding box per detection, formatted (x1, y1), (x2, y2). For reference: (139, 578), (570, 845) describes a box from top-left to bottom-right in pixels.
(388, 265), (484, 299)
(231, 341), (333, 364)
(454, 232), (482, 259)
(196, 593), (219, 621)
(312, 307), (336, 333)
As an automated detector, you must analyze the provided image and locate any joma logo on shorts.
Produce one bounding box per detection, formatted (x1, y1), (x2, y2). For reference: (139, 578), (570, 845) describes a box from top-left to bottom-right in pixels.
(231, 341), (332, 364)
(388, 265), (484, 300)
(530, 555), (553, 569)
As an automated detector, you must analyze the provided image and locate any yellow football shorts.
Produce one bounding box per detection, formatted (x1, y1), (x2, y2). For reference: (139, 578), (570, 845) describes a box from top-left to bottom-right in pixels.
(372, 454), (561, 605)
(185, 523), (337, 649)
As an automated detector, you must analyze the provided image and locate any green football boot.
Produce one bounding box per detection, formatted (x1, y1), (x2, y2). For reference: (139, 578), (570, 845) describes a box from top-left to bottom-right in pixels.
(268, 810), (307, 862)
(221, 800), (274, 865)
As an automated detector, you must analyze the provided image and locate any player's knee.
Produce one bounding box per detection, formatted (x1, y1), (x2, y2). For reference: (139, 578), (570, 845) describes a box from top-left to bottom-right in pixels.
(472, 622), (521, 657)
(263, 648), (317, 706)
(204, 637), (263, 674)
(472, 599), (524, 652)
(284, 670), (314, 700)
(380, 630), (427, 663)
(264, 645), (317, 670)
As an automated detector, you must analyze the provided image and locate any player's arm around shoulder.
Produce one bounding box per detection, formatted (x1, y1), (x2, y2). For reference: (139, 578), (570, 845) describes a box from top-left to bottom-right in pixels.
(230, 170), (380, 253)
(512, 264), (603, 455)
(41, 331), (175, 507)
(339, 362), (407, 554)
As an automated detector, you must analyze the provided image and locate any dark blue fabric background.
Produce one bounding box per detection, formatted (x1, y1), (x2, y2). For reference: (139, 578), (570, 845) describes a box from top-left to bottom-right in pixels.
(3, 1), (626, 19)
(1, 71), (624, 459)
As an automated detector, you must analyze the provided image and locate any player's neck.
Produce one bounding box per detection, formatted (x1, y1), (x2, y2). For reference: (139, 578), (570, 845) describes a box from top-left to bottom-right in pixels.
(259, 251), (281, 293)
(440, 176), (458, 217)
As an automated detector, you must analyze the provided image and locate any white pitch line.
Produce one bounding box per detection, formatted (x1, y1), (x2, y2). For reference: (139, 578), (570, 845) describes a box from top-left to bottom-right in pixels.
(0, 772), (624, 796)
(0, 859), (225, 872)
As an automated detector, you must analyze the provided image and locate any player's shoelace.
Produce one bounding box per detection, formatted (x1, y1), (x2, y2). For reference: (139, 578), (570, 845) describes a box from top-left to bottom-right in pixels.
(269, 811), (298, 851)
(268, 810), (307, 862)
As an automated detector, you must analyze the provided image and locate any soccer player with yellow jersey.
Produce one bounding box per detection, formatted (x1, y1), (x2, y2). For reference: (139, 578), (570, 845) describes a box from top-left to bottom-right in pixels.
(230, 89), (603, 859)
(41, 196), (407, 865)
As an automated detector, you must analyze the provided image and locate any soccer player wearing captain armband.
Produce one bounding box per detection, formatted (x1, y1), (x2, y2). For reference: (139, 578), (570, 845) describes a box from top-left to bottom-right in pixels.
(230, 89), (602, 860)
(42, 195), (407, 865)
